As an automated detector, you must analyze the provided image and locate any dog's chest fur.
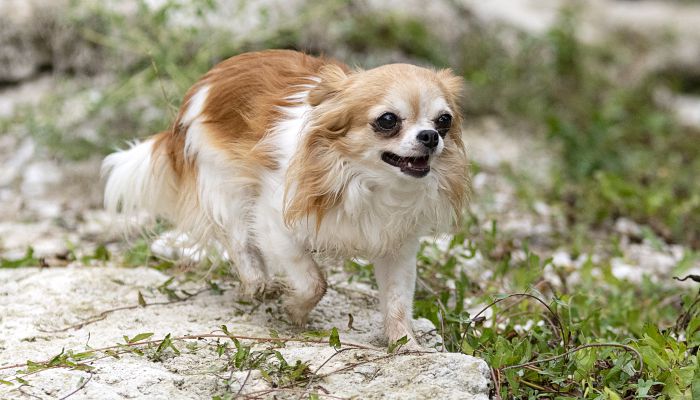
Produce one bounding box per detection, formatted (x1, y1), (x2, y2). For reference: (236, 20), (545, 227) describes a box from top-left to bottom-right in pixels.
(255, 104), (446, 259)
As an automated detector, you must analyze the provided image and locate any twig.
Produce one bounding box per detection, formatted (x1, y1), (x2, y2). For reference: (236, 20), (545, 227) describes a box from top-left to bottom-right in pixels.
(518, 378), (551, 392)
(490, 367), (502, 400)
(233, 369), (252, 399)
(315, 350), (431, 379)
(231, 350), (273, 399)
(675, 291), (700, 334)
(149, 55), (178, 120)
(501, 343), (644, 377)
(470, 293), (566, 346)
(299, 348), (352, 400)
(240, 387), (348, 400)
(17, 387), (43, 400)
(0, 333), (379, 372)
(42, 286), (220, 333)
(673, 274), (700, 282)
(58, 372), (94, 400)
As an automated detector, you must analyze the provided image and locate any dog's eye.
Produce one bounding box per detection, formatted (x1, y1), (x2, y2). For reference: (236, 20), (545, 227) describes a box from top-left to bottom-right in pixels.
(376, 112), (399, 131)
(435, 114), (452, 136)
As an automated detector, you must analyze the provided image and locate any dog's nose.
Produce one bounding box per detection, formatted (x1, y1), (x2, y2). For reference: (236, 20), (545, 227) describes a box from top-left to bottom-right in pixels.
(416, 130), (439, 149)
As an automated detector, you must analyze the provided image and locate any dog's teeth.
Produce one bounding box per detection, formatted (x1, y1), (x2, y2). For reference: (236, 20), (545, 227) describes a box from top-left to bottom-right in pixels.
(407, 162), (413, 167)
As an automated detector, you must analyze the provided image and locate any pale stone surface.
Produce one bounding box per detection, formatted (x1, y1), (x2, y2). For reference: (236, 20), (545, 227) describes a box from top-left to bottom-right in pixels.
(0, 266), (491, 399)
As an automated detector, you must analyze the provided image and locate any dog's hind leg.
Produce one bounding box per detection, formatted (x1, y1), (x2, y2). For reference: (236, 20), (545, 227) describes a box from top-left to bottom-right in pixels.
(223, 230), (268, 298)
(184, 120), (269, 297)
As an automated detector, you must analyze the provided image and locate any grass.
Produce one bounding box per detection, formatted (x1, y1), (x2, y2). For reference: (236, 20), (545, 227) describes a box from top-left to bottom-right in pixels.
(410, 214), (699, 399)
(1, 0), (699, 398)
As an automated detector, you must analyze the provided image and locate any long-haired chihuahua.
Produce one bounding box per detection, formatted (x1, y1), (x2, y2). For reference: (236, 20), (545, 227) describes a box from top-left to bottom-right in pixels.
(103, 50), (469, 346)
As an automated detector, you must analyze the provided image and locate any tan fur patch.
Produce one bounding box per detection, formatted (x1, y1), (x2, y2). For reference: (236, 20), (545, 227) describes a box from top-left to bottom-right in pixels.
(155, 50), (349, 188)
(284, 63), (470, 228)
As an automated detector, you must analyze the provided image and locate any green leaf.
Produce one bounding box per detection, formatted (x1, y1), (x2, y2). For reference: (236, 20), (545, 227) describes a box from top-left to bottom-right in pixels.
(692, 364), (700, 400)
(638, 345), (669, 371)
(0, 379), (13, 386)
(104, 350), (120, 359)
(221, 325), (232, 337)
(48, 348), (66, 367)
(73, 363), (96, 372)
(603, 387), (621, 400)
(137, 291), (147, 307)
(169, 341), (181, 355)
(82, 244), (110, 263)
(329, 327), (341, 350)
(661, 370), (683, 398)
(128, 332), (154, 343)
(686, 316), (700, 338)
(155, 333), (178, 356)
(302, 330), (331, 338)
(233, 343), (250, 369)
(259, 368), (272, 383)
(574, 347), (596, 380)
(635, 378), (656, 397)
(643, 324), (666, 349)
(387, 336), (409, 353)
(123, 240), (152, 267)
(0, 247), (38, 268)
(207, 280), (223, 295)
(216, 341), (228, 357)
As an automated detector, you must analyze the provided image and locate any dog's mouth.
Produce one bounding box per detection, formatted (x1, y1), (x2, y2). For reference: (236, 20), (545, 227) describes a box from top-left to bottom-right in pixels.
(381, 152), (431, 178)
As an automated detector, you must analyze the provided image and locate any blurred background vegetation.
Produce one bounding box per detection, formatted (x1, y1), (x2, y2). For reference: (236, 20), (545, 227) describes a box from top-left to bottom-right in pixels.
(1, 0), (700, 398)
(3, 0), (699, 249)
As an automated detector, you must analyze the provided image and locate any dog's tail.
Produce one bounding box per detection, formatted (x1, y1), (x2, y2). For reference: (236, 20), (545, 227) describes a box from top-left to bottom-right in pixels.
(101, 133), (179, 221)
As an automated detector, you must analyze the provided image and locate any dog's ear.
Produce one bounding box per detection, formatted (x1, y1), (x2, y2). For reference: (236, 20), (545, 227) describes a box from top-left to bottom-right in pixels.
(308, 65), (348, 106)
(436, 68), (465, 100)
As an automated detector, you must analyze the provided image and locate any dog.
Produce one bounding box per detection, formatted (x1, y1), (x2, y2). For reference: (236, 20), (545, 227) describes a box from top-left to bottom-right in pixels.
(102, 50), (469, 346)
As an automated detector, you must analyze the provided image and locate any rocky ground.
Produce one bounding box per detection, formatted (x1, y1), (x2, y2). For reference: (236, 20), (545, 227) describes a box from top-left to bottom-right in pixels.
(0, 266), (490, 399)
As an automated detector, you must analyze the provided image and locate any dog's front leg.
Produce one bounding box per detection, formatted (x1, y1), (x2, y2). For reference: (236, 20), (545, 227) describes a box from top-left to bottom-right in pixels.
(372, 239), (420, 347)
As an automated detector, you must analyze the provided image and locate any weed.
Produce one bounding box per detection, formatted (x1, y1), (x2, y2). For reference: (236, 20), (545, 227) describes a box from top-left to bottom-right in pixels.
(0, 247), (39, 268)
(414, 214), (699, 398)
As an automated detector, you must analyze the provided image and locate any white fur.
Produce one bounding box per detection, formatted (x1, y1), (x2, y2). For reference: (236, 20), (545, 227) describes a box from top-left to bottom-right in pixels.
(181, 85), (210, 126)
(102, 139), (177, 219)
(182, 86), (267, 291)
(103, 83), (456, 344)
(251, 94), (452, 339)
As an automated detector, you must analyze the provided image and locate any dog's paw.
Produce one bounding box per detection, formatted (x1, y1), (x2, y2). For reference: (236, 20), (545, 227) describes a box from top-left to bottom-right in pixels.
(287, 307), (311, 327)
(238, 277), (267, 301)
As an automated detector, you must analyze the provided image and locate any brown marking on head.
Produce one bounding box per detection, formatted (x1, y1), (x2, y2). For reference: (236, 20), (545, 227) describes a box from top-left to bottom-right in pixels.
(284, 63), (470, 228)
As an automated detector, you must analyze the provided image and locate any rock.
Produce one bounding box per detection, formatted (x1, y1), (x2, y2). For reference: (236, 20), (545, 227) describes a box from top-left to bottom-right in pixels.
(0, 267), (491, 399)
(463, 0), (700, 77)
(0, 0), (67, 82)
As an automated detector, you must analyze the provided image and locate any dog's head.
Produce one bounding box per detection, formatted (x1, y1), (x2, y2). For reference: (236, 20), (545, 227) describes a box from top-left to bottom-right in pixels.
(284, 63), (470, 228)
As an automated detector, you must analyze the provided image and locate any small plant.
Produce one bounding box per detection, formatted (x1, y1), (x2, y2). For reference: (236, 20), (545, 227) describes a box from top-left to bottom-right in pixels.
(0, 247), (40, 268)
(413, 214), (699, 398)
